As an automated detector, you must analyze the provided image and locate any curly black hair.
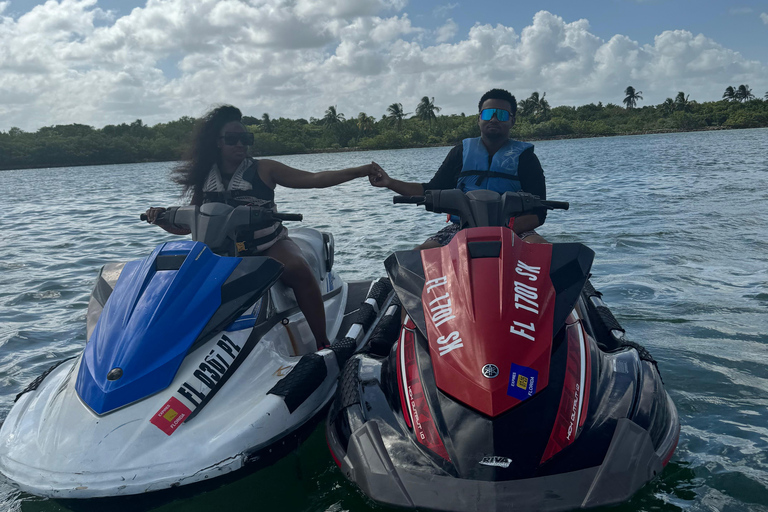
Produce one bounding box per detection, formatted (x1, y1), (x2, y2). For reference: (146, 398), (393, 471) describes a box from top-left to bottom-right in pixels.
(478, 89), (517, 116)
(171, 105), (243, 203)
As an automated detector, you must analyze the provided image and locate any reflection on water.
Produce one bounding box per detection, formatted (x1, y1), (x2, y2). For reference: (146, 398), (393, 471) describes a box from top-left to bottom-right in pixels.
(1, 128), (767, 511)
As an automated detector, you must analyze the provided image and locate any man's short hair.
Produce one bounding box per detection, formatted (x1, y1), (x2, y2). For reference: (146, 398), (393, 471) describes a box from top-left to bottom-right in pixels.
(478, 89), (517, 116)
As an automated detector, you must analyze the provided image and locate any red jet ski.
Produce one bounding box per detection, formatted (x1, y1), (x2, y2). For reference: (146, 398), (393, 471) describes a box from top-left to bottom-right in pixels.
(326, 189), (679, 512)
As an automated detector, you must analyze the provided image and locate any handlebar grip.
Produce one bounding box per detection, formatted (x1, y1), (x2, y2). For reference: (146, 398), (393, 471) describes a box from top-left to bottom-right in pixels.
(541, 200), (570, 210)
(273, 213), (303, 221)
(393, 195), (426, 204)
(142, 208), (172, 224)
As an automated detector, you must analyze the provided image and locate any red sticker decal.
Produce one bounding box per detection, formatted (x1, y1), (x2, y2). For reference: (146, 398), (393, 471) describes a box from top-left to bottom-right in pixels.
(150, 396), (192, 436)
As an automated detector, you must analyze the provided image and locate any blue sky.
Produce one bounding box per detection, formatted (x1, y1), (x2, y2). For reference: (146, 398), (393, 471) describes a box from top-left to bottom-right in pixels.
(415, 0), (767, 62)
(1, 0), (766, 131)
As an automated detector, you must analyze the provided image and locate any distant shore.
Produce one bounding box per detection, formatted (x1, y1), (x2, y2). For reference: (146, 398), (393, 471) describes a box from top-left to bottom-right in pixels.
(2, 98), (766, 171)
(0, 125), (756, 172)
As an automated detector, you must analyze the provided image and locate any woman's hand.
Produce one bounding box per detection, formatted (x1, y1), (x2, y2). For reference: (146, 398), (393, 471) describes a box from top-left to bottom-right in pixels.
(369, 162), (391, 188)
(144, 207), (191, 235)
(144, 207), (167, 224)
(356, 162), (381, 178)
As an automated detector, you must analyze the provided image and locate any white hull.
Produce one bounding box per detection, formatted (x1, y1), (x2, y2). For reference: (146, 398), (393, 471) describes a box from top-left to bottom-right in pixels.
(0, 223), (394, 499)
(0, 307), (347, 498)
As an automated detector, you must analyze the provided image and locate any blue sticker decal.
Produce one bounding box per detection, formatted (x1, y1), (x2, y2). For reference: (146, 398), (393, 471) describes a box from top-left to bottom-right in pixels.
(507, 363), (538, 401)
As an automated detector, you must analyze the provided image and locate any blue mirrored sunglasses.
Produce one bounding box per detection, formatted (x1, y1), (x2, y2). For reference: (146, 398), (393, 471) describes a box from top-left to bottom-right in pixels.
(480, 108), (511, 122)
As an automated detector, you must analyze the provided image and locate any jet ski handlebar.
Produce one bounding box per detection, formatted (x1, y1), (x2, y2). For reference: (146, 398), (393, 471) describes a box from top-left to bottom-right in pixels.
(393, 190), (569, 228)
(393, 195), (426, 204)
(541, 200), (570, 210)
(141, 204), (302, 255)
(141, 206), (302, 225)
(272, 212), (303, 221)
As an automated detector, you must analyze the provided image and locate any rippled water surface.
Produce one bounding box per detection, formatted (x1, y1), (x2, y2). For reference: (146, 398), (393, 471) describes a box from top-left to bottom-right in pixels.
(1, 128), (767, 512)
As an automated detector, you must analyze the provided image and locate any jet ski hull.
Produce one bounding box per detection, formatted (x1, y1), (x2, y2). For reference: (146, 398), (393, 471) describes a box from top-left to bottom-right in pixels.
(327, 342), (679, 512)
(1, 319), (340, 497)
(0, 221), (396, 500)
(327, 191), (680, 511)
(327, 282), (679, 512)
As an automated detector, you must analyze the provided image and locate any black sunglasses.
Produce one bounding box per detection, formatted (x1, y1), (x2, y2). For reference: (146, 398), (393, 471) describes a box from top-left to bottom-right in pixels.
(220, 132), (255, 146)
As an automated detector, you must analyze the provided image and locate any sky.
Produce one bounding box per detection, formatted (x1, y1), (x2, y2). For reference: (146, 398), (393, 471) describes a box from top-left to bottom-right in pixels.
(1, 0), (767, 132)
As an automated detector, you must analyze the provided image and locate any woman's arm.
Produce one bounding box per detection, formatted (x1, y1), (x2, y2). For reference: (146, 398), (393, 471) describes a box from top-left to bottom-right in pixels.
(259, 159), (376, 189)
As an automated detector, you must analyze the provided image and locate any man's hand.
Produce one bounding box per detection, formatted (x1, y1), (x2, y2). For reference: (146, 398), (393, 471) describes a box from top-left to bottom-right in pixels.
(369, 162), (391, 188)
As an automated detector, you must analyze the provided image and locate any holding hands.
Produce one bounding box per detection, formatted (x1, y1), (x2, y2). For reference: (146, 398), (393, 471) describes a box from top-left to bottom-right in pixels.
(354, 161), (390, 187)
(368, 162), (390, 188)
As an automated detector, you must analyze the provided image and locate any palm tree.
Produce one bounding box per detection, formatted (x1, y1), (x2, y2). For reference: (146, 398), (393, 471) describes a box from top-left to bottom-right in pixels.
(261, 113), (273, 133)
(722, 86), (736, 101)
(518, 92), (550, 122)
(660, 98), (675, 116)
(517, 93), (537, 118)
(538, 92), (551, 120)
(674, 92), (691, 112)
(386, 103), (410, 129)
(323, 105), (345, 127)
(735, 84), (755, 102)
(623, 86), (643, 109)
(356, 112), (375, 135)
(415, 96), (441, 124)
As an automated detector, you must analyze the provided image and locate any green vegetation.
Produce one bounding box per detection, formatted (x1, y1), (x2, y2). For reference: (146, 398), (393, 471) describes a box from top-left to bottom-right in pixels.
(2, 89), (767, 170)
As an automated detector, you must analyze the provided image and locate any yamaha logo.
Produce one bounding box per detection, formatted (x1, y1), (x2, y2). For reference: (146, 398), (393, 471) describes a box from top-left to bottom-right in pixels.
(482, 364), (499, 379)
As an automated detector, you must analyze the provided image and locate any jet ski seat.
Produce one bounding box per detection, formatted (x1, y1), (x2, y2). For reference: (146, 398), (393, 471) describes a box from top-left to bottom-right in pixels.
(270, 227), (333, 314)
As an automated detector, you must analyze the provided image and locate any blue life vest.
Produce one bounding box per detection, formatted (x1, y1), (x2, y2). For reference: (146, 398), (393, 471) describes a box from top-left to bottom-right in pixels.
(451, 137), (533, 223)
(457, 137), (533, 194)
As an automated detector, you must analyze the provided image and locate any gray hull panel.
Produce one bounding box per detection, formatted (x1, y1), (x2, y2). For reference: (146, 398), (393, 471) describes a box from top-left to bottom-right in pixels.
(331, 417), (676, 512)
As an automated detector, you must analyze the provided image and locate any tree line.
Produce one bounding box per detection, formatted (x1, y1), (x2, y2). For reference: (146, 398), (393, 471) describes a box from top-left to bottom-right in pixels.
(1, 91), (767, 171)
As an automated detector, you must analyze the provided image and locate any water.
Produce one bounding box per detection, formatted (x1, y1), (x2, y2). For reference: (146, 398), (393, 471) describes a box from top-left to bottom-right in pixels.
(1, 128), (767, 511)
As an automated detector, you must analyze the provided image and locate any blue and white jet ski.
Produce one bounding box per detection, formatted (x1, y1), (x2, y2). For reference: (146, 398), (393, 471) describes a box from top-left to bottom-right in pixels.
(0, 203), (394, 499)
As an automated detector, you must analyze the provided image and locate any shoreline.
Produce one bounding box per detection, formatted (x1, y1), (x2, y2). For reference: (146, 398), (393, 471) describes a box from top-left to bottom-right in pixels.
(0, 124), (759, 172)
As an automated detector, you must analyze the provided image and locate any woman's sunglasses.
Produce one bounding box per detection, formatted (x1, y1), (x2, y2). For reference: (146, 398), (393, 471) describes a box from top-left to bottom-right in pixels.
(220, 132), (255, 146)
(480, 108), (511, 122)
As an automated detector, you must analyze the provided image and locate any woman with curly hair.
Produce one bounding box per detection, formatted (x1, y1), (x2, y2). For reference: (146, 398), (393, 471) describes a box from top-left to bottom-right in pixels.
(145, 104), (378, 350)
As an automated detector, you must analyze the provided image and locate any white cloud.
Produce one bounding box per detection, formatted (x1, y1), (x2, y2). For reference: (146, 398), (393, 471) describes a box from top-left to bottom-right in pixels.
(433, 3), (458, 18)
(435, 19), (457, 43)
(295, 0), (405, 20)
(761, 12), (768, 24)
(1, 3), (767, 131)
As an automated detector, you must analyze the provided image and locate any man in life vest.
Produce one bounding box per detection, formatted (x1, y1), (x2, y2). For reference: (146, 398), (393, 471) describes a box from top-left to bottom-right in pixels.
(370, 88), (547, 248)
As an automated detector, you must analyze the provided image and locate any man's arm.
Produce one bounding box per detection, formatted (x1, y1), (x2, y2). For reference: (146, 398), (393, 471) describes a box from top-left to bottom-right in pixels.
(421, 144), (463, 191)
(369, 166), (425, 196)
(518, 147), (547, 229)
(370, 144), (462, 196)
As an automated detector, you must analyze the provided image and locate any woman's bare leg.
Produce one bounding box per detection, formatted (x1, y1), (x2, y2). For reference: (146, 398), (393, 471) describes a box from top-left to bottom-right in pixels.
(264, 238), (330, 349)
(521, 233), (548, 244)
